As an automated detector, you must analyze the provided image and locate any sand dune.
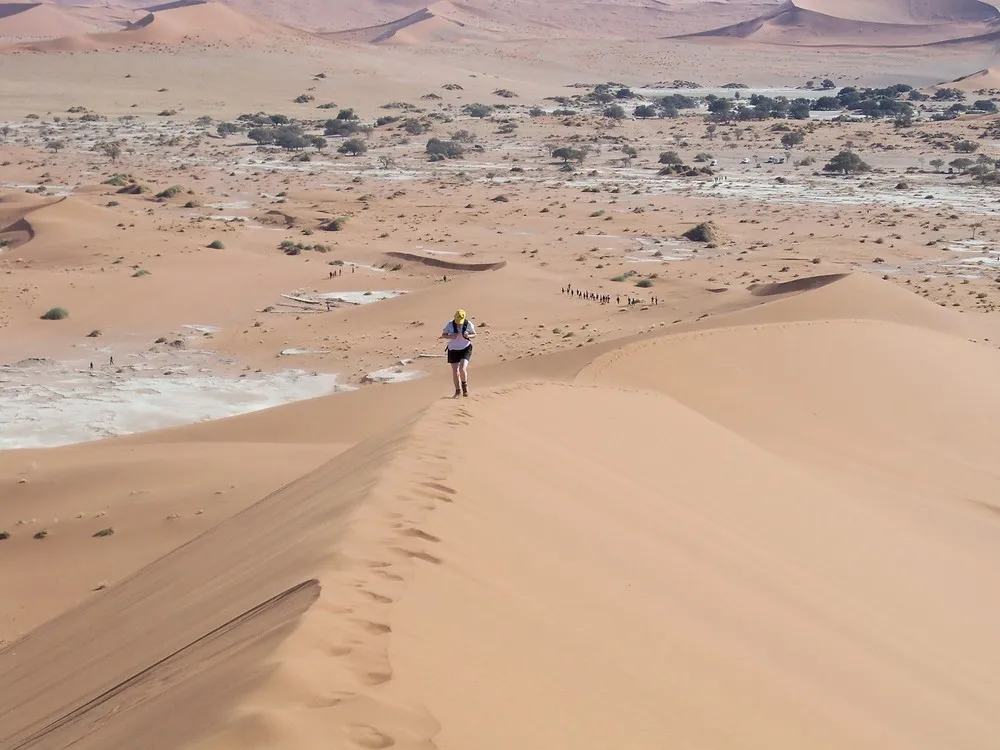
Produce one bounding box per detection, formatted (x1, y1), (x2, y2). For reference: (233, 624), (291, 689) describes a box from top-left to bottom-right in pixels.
(0, 2), (98, 39)
(676, 0), (1000, 46)
(4, 270), (1000, 748)
(0, 194), (131, 264)
(793, 0), (1000, 24)
(2, 0), (315, 50)
(943, 66), (1000, 89)
(325, 1), (501, 45)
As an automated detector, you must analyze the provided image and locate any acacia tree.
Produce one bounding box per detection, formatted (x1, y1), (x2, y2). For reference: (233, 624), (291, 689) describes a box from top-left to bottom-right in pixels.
(823, 151), (871, 175)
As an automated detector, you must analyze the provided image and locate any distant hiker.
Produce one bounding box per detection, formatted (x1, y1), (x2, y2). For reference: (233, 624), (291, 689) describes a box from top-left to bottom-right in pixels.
(441, 308), (476, 398)
(109, 355), (114, 365)
(89, 362), (93, 370)
(329, 270), (333, 279)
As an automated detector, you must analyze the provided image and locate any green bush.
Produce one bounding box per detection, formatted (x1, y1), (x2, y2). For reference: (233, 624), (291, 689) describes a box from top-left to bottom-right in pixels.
(41, 307), (69, 320)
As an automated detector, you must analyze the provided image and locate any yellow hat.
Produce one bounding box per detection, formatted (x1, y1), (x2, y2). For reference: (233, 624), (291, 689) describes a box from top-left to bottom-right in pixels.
(454, 309), (466, 322)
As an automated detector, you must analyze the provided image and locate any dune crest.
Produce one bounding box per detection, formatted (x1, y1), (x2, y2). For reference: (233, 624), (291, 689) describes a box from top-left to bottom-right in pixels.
(1, 0), (315, 51)
(323, 1), (501, 45)
(675, 0), (1000, 47)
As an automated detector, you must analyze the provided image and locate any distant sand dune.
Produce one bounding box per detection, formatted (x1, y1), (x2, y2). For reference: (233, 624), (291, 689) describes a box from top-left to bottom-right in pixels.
(675, 0), (1000, 47)
(324, 1), (501, 45)
(942, 66), (1000, 89)
(1, 0), (316, 51)
(0, 2), (98, 39)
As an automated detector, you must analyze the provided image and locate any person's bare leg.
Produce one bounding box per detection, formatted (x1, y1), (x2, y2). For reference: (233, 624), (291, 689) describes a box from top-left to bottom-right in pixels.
(451, 362), (461, 394)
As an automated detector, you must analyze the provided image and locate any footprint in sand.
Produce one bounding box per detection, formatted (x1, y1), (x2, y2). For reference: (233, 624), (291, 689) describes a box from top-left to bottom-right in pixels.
(400, 528), (441, 543)
(348, 724), (395, 749)
(357, 620), (392, 634)
(361, 670), (393, 686)
(422, 482), (456, 496)
(361, 590), (394, 604)
(391, 547), (443, 565)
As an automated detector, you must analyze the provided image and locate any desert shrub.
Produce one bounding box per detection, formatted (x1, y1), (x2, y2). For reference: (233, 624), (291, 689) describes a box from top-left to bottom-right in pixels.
(87, 329), (101, 337)
(462, 103), (492, 118)
(216, 122), (242, 136)
(102, 173), (132, 186)
(324, 119), (360, 136)
(403, 118), (430, 135)
(208, 240), (225, 249)
(156, 185), (183, 199)
(321, 217), (347, 231)
(683, 222), (721, 243)
(41, 307), (69, 320)
(132, 269), (150, 277)
(658, 151), (684, 165)
(93, 527), (115, 537)
(0, 531), (9, 540)
(338, 138), (368, 155)
(636, 278), (654, 288)
(426, 138), (464, 160)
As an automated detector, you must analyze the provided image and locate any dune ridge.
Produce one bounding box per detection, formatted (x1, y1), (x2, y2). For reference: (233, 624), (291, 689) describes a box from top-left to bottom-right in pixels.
(675, 0), (1000, 47)
(1, 0), (317, 51)
(3, 271), (1000, 748)
(323, 1), (501, 45)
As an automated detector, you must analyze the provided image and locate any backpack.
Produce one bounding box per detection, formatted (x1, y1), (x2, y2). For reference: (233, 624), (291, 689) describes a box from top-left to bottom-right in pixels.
(446, 318), (470, 353)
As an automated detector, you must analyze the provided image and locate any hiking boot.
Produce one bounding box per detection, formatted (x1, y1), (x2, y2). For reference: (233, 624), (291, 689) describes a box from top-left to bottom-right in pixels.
(461, 382), (468, 397)
(454, 388), (462, 399)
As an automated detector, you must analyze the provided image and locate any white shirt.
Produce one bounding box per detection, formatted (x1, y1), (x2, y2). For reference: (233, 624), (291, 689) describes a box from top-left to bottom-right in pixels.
(443, 319), (475, 350)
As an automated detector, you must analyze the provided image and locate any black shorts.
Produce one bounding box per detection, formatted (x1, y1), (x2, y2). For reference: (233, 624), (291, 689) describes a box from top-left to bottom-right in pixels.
(446, 344), (472, 364)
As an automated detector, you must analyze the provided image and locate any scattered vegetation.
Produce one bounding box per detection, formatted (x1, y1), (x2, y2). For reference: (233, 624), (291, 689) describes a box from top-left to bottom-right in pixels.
(683, 222), (721, 243)
(41, 307), (69, 321)
(426, 138), (464, 161)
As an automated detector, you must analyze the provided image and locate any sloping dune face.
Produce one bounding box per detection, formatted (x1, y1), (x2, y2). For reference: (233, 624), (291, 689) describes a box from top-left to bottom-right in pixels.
(678, 0), (1000, 46)
(0, 3), (97, 39)
(793, 0), (1000, 23)
(4, 271), (1000, 749)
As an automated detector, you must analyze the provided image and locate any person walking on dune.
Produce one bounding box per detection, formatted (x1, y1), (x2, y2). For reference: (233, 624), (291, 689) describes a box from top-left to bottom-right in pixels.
(441, 308), (476, 398)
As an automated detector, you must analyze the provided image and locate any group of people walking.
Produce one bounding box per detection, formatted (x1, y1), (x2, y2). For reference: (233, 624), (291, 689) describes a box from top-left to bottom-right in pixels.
(560, 285), (659, 307)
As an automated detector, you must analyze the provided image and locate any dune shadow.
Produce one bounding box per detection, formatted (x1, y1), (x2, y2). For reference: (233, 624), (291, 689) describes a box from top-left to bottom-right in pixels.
(386, 251), (506, 272)
(747, 272), (850, 298)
